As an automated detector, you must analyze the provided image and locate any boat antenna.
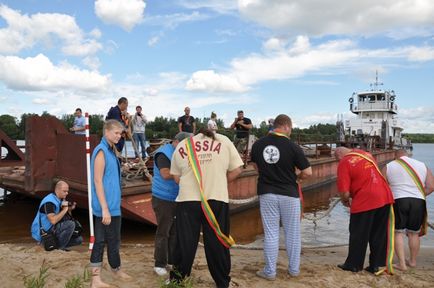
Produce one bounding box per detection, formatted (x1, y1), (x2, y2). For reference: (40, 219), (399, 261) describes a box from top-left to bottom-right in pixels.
(370, 70), (383, 90)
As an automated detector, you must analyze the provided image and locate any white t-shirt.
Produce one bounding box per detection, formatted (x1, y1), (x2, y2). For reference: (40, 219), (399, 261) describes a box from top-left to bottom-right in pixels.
(386, 156), (427, 200)
(207, 119), (217, 132)
(170, 133), (243, 203)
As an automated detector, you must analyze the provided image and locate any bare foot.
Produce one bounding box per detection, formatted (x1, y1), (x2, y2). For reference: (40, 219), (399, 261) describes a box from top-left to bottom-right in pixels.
(112, 269), (132, 281)
(406, 259), (417, 268)
(393, 264), (407, 271)
(91, 278), (111, 288)
(91, 268), (111, 288)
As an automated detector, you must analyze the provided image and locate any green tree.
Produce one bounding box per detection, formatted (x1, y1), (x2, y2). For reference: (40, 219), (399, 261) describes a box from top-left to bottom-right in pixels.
(18, 113), (39, 139)
(147, 116), (178, 138)
(60, 114), (75, 132)
(0, 114), (20, 139)
(89, 114), (104, 136)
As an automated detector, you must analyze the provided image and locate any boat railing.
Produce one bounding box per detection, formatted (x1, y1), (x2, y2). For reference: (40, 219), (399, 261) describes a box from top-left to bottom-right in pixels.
(292, 133), (337, 158)
(352, 101), (397, 112)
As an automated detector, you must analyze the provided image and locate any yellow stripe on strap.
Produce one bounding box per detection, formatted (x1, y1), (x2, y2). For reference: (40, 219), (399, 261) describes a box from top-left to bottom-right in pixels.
(185, 137), (235, 248)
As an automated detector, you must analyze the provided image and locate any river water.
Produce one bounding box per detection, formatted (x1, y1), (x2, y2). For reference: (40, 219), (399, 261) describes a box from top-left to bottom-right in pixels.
(1, 144), (433, 247)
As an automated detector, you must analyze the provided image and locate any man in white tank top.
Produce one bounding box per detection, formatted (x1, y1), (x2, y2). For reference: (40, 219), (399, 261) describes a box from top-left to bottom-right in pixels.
(383, 149), (434, 271)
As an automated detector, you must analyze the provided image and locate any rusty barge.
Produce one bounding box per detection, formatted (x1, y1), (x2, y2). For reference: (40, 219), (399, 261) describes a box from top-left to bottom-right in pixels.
(0, 116), (396, 225)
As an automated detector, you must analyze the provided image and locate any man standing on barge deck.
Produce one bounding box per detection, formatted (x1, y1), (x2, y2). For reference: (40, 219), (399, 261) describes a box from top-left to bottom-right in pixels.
(335, 147), (394, 274)
(251, 114), (312, 280)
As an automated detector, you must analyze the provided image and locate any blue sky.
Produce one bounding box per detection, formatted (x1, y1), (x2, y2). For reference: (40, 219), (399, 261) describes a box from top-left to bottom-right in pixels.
(0, 0), (433, 132)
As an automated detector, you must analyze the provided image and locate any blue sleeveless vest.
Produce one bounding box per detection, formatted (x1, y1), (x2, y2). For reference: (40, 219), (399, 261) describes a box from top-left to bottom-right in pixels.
(151, 144), (179, 201)
(91, 137), (122, 217)
(30, 193), (61, 242)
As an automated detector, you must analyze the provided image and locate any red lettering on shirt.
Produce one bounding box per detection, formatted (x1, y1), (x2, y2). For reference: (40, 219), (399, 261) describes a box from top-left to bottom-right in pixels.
(202, 140), (209, 151)
(178, 147), (187, 159)
(213, 143), (221, 153)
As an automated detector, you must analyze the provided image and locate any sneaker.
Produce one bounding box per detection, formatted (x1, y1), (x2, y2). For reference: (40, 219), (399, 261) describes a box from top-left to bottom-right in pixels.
(255, 270), (275, 281)
(154, 267), (168, 276)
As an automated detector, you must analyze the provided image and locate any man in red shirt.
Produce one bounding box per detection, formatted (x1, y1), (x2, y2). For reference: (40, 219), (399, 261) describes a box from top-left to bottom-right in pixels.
(335, 147), (394, 273)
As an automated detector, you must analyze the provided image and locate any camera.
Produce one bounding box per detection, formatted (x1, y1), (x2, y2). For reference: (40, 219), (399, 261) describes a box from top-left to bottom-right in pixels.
(62, 200), (73, 207)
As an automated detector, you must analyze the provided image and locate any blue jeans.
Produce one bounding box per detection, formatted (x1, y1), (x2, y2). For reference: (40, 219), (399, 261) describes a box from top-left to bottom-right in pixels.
(133, 132), (147, 158)
(54, 220), (83, 250)
(90, 216), (122, 270)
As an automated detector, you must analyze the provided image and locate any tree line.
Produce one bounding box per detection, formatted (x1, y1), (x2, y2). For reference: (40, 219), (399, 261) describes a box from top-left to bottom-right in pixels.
(403, 133), (434, 143)
(0, 112), (400, 143)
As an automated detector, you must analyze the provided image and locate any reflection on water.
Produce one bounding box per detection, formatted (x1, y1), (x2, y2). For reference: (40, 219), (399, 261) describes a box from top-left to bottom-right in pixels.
(230, 181), (350, 247)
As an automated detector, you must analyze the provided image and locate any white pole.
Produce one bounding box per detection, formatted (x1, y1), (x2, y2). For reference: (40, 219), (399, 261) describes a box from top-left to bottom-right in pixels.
(85, 113), (95, 251)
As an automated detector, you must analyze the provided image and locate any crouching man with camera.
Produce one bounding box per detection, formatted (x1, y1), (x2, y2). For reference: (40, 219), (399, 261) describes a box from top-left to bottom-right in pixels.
(31, 180), (83, 251)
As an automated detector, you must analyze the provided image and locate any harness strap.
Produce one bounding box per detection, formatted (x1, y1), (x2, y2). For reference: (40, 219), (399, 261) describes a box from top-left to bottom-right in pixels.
(347, 152), (395, 275)
(185, 137), (235, 248)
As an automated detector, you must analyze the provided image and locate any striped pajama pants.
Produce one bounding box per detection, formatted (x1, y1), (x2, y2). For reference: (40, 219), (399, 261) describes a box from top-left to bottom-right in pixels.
(259, 193), (301, 277)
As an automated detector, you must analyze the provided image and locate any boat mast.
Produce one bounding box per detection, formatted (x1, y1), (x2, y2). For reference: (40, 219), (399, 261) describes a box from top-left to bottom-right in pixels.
(370, 70), (383, 91)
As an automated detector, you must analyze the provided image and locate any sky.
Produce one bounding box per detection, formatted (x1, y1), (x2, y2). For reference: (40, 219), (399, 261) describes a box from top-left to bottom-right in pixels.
(0, 0), (433, 133)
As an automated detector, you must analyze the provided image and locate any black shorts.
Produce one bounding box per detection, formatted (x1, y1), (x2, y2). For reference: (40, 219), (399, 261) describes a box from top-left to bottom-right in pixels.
(393, 198), (426, 233)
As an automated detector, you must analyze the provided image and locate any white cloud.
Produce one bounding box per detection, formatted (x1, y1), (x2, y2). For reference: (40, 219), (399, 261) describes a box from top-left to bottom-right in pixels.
(406, 46), (434, 62)
(0, 4), (102, 56)
(32, 98), (49, 105)
(143, 11), (209, 30)
(177, 0), (238, 14)
(95, 0), (146, 31)
(186, 35), (434, 93)
(82, 56), (101, 70)
(238, 0), (434, 37)
(186, 70), (247, 92)
(89, 28), (102, 39)
(147, 36), (160, 47)
(399, 107), (434, 133)
(0, 54), (110, 92)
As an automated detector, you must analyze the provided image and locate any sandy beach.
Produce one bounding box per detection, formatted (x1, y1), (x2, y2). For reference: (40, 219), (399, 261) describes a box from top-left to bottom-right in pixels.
(1, 242), (433, 288)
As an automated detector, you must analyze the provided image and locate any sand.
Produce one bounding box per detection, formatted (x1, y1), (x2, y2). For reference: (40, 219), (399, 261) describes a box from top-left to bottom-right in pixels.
(0, 242), (433, 288)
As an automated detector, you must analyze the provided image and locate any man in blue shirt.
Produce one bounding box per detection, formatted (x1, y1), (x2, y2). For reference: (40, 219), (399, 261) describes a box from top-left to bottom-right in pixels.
(70, 108), (86, 135)
(152, 132), (192, 276)
(106, 97), (129, 152)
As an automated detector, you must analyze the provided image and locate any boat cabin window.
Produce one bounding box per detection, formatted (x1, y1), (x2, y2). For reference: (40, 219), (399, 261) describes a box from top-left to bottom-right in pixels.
(368, 94), (376, 102)
(358, 95), (366, 102)
(378, 94), (385, 101)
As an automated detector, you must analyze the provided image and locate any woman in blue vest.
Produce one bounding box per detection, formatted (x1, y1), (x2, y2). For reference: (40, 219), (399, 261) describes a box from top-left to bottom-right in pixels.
(152, 132), (192, 276)
(90, 119), (131, 287)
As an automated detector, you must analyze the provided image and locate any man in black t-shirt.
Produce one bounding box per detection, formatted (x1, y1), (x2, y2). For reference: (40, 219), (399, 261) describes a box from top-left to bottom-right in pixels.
(251, 114), (312, 281)
(230, 110), (253, 154)
(178, 107), (196, 134)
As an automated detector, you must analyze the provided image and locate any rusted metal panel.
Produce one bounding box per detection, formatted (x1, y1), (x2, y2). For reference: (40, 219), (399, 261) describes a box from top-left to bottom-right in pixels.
(56, 133), (99, 184)
(24, 116), (67, 193)
(0, 129), (25, 167)
(121, 193), (156, 225)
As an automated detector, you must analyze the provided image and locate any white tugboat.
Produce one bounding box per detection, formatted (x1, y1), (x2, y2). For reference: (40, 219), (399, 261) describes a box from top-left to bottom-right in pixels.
(338, 72), (412, 151)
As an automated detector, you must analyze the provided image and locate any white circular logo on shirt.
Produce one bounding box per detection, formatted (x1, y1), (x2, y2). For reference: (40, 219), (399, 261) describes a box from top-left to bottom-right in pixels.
(263, 145), (280, 164)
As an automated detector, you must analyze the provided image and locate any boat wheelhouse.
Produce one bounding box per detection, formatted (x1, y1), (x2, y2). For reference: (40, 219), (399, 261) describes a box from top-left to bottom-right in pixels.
(344, 72), (412, 151)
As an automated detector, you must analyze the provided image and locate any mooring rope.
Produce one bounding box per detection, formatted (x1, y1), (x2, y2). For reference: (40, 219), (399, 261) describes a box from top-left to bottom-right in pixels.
(123, 158), (152, 181)
(303, 198), (341, 222)
(229, 195), (258, 205)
